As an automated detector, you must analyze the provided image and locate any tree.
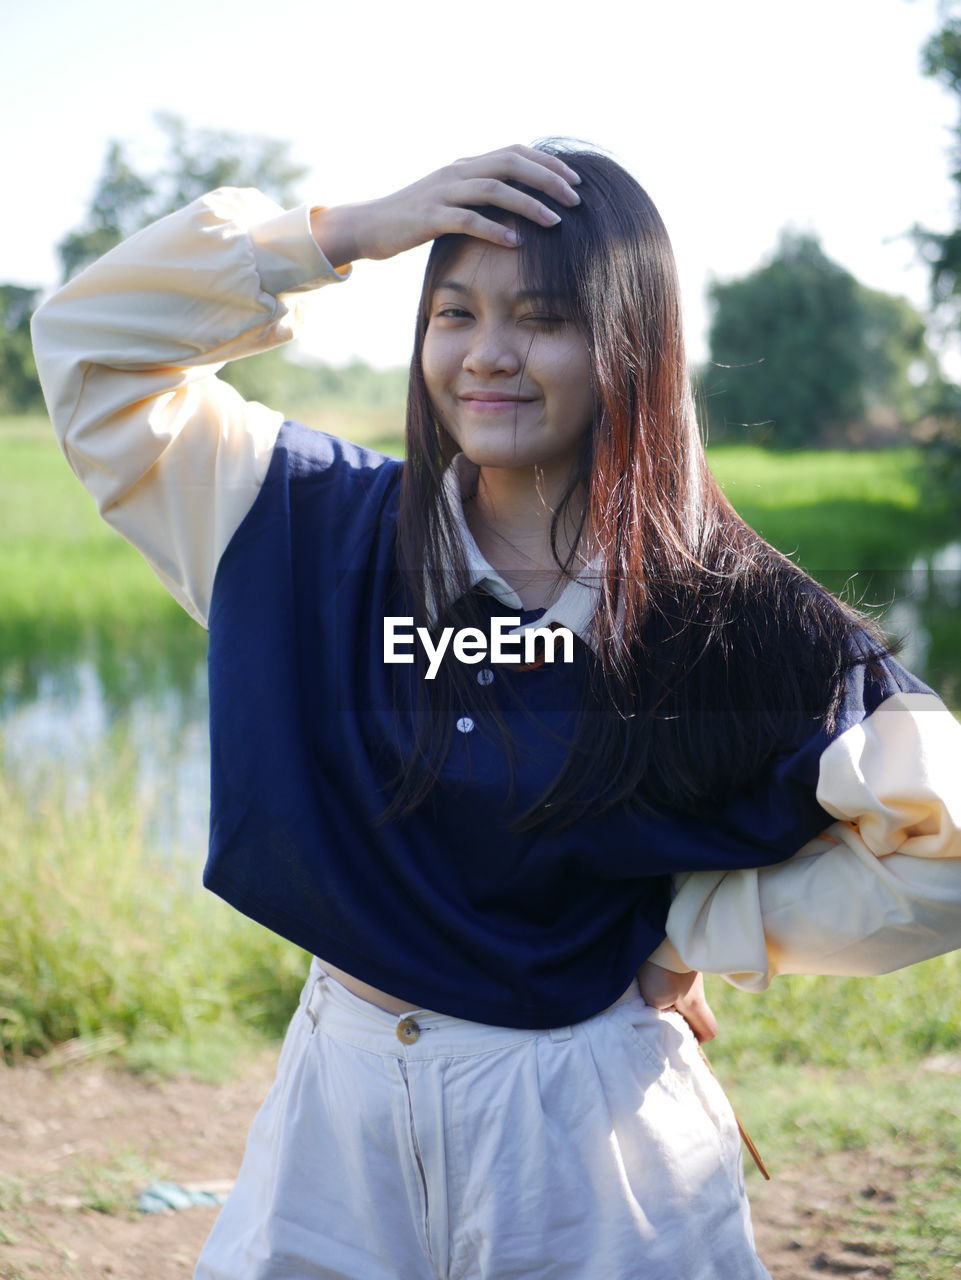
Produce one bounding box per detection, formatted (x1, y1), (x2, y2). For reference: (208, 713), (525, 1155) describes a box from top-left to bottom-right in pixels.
(856, 284), (938, 426)
(913, 8), (961, 503)
(57, 113), (308, 282)
(2, 115), (312, 419)
(57, 142), (154, 282)
(0, 285), (45, 414)
(155, 112), (307, 212)
(913, 14), (961, 332)
(705, 231), (937, 447)
(7, 117), (402, 421)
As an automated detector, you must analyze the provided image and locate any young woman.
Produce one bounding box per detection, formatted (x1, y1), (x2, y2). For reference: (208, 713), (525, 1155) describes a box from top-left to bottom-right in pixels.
(32, 142), (961, 1280)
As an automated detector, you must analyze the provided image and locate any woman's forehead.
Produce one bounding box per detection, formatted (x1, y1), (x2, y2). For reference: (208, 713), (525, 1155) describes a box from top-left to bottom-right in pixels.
(432, 240), (564, 303)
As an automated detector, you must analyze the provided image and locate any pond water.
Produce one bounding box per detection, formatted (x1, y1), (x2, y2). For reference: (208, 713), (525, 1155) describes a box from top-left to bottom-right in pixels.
(3, 542), (960, 860)
(2, 654), (211, 855)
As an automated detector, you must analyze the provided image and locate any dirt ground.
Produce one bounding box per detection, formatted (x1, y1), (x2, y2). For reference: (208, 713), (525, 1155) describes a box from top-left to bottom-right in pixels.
(0, 1052), (916, 1279)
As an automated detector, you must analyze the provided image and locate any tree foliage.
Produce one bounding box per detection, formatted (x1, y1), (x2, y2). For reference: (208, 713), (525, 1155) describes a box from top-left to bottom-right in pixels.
(0, 285), (45, 414)
(705, 231), (937, 448)
(54, 115), (409, 413)
(57, 112), (308, 283)
(57, 142), (154, 283)
(2, 115), (403, 423)
(219, 347), (408, 416)
(913, 15), (961, 329)
(857, 285), (933, 421)
(913, 8), (961, 504)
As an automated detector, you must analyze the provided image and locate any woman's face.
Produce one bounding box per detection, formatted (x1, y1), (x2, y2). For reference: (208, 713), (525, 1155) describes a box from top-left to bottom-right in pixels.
(421, 239), (594, 485)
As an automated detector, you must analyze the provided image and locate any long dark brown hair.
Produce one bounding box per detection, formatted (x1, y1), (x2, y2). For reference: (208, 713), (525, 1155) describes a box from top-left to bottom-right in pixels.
(381, 139), (890, 830)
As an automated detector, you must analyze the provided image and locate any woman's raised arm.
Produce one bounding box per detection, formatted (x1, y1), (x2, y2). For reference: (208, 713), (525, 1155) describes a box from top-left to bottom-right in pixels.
(31, 187), (349, 627)
(31, 146), (581, 628)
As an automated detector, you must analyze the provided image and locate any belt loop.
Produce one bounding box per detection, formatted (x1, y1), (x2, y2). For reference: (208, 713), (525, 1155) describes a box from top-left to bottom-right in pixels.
(549, 1025), (573, 1043)
(305, 974), (325, 1031)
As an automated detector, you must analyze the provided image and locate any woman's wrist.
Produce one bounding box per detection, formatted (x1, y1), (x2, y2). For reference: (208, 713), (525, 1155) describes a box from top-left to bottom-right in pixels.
(309, 202), (373, 272)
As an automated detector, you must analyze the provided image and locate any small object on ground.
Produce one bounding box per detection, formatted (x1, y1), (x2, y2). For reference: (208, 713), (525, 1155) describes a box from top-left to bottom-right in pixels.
(137, 1180), (228, 1214)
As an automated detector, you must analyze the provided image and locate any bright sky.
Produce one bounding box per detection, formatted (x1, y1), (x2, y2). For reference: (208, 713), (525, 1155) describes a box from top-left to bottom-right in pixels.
(4, 0), (958, 368)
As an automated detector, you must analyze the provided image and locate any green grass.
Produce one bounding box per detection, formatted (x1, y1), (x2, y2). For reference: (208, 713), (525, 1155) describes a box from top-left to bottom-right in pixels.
(3, 422), (949, 664)
(725, 1063), (961, 1277)
(0, 414), (405, 688)
(0, 416), (176, 627)
(0, 416), (205, 693)
(72, 1152), (159, 1216)
(701, 964), (961, 1271)
(704, 957), (961, 1073)
(708, 444), (923, 510)
(6, 418), (956, 710)
(708, 443), (950, 576)
(0, 729), (308, 1076)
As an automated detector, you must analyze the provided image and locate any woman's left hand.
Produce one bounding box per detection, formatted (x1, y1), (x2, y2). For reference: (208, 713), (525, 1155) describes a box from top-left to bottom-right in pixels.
(636, 961), (718, 1043)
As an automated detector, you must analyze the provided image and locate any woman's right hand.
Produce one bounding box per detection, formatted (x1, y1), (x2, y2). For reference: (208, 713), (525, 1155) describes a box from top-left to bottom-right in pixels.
(636, 961), (718, 1044)
(310, 144), (582, 270)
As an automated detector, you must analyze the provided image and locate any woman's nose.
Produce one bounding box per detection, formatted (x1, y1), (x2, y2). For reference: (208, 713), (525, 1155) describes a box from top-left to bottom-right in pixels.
(462, 324), (523, 377)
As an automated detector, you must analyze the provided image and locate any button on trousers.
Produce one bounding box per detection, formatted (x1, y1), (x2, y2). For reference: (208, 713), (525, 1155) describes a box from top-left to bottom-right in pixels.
(194, 959), (771, 1279)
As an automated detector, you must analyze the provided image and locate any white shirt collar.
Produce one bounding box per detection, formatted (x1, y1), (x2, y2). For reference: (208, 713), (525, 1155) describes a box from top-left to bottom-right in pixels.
(429, 453), (602, 654)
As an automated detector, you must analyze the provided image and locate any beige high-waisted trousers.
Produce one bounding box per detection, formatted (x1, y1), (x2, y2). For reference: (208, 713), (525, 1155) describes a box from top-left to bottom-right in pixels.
(195, 958), (770, 1280)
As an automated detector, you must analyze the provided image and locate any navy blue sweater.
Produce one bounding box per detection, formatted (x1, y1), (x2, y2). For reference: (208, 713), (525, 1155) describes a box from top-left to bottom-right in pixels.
(204, 423), (923, 1028)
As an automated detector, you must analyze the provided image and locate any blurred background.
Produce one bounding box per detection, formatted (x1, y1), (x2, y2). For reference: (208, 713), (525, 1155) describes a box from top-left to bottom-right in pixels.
(2, 1), (961, 1270)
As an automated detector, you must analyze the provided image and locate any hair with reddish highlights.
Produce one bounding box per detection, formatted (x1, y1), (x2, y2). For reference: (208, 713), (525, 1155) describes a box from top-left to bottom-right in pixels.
(381, 140), (890, 830)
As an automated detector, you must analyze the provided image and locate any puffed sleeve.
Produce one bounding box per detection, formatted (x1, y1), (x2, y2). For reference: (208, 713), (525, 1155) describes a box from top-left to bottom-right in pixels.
(646, 655), (961, 990)
(30, 188), (350, 627)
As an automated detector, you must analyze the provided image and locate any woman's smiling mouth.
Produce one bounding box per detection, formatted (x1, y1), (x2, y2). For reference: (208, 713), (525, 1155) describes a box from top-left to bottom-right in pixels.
(459, 391), (536, 409)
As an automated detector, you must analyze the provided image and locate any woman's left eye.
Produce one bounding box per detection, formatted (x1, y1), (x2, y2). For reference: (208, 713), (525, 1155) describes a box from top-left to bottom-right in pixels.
(523, 315), (566, 329)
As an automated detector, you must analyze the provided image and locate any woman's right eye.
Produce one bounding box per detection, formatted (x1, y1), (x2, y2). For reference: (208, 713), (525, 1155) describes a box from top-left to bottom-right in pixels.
(434, 306), (472, 320)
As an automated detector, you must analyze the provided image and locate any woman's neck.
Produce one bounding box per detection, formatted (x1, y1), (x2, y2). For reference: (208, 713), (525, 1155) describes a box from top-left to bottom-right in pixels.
(464, 463), (591, 608)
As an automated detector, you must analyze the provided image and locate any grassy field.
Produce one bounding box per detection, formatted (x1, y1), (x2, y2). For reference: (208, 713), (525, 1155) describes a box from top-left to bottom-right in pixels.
(1, 416), (951, 660)
(708, 444), (942, 570)
(0, 743), (308, 1079)
(732, 1062), (961, 1277)
(6, 414), (958, 712)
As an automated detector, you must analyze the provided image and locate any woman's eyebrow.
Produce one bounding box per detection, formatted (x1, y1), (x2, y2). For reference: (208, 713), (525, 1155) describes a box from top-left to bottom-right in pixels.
(433, 279), (565, 303)
(433, 280), (472, 297)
